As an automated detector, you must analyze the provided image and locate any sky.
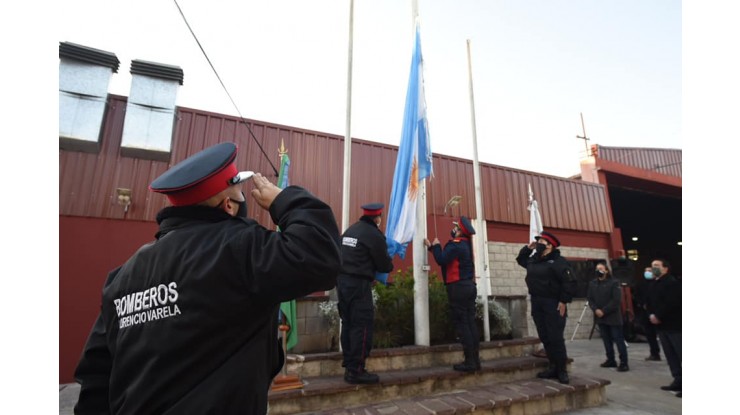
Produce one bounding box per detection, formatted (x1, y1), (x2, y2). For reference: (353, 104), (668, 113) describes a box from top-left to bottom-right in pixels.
(55, 0), (682, 178)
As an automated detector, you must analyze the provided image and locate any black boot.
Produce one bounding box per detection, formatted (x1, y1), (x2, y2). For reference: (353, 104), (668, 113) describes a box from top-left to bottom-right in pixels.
(537, 363), (558, 379)
(557, 370), (570, 384)
(556, 358), (569, 384)
(453, 349), (480, 372)
(344, 368), (380, 384)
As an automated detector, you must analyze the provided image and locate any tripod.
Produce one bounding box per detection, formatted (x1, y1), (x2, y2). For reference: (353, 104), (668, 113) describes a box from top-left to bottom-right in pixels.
(570, 301), (591, 341)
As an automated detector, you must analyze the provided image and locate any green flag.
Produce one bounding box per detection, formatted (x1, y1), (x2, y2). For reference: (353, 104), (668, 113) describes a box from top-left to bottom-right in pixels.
(277, 151), (298, 350)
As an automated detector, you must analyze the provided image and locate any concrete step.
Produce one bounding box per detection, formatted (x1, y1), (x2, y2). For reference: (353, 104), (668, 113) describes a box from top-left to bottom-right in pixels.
(286, 337), (542, 378)
(268, 355), (583, 415)
(309, 375), (611, 415)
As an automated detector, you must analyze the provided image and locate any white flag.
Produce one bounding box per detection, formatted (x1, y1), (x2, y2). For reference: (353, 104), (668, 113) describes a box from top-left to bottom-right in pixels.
(528, 183), (543, 243)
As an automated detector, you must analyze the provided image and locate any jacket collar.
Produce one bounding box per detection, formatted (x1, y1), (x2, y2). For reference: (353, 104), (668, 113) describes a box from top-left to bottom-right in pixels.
(155, 205), (233, 239)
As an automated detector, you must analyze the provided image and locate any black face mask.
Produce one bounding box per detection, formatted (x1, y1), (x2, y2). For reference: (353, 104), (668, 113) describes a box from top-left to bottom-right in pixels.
(535, 243), (547, 255)
(450, 229), (457, 239)
(235, 192), (247, 218)
(596, 270), (606, 278)
(651, 267), (662, 278)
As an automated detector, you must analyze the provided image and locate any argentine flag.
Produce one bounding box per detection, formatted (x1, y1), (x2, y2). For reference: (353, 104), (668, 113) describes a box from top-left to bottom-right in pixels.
(384, 23), (433, 262)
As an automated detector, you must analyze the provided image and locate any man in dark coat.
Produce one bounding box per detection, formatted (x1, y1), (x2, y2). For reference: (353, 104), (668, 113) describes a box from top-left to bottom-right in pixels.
(587, 261), (629, 372)
(337, 203), (394, 384)
(425, 216), (480, 372)
(516, 231), (577, 384)
(73, 142), (342, 415)
(647, 258), (682, 397)
(634, 266), (662, 361)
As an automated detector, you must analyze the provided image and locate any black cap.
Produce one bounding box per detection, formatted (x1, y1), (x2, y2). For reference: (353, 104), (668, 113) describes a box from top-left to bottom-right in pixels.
(150, 142), (253, 206)
(535, 231), (561, 248)
(361, 203), (384, 216)
(453, 216), (476, 236)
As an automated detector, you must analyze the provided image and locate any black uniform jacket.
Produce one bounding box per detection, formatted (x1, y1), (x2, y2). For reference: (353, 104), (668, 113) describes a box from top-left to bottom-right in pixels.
(516, 246), (577, 303)
(339, 217), (393, 280)
(647, 274), (682, 331)
(73, 186), (341, 415)
(587, 277), (623, 326)
(428, 237), (475, 285)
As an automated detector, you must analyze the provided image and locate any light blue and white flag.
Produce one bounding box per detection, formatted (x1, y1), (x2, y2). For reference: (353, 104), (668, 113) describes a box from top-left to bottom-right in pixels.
(384, 23), (433, 264)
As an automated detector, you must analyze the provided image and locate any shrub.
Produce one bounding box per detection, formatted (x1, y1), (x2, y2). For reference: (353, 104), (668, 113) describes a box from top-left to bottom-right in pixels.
(318, 268), (514, 350)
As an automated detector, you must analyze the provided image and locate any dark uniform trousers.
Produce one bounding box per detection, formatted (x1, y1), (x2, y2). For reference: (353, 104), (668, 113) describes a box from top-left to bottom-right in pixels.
(658, 330), (682, 387)
(446, 280), (479, 356)
(531, 296), (568, 371)
(643, 312), (662, 357)
(337, 275), (374, 373)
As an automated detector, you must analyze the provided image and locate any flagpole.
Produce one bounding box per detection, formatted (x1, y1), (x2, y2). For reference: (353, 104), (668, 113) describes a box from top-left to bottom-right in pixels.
(337, 0), (355, 354)
(466, 39), (490, 342)
(411, 0), (430, 347)
(341, 0), (354, 234)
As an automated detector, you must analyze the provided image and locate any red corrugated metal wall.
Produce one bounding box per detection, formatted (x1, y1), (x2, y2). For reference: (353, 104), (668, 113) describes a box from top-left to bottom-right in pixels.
(59, 216), (158, 383)
(60, 95), (611, 232)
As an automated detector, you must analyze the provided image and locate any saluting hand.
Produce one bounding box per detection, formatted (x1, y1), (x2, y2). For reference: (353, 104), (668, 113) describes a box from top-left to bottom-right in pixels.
(250, 173), (282, 210)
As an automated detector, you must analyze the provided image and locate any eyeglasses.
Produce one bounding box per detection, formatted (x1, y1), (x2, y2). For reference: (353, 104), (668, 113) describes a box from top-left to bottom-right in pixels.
(220, 192), (246, 207)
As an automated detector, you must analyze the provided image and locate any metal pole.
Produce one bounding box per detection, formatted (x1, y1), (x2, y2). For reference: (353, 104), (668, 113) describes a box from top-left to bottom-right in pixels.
(466, 39), (490, 341)
(338, 0), (355, 353)
(341, 0), (354, 234)
(411, 0), (430, 347)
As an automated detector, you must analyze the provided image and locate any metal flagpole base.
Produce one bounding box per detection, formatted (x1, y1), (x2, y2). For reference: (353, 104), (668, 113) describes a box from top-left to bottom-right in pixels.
(270, 324), (304, 392)
(271, 374), (304, 392)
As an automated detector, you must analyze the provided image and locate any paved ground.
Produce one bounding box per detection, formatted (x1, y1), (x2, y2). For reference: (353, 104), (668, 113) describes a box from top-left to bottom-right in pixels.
(562, 339), (681, 415)
(59, 339), (682, 414)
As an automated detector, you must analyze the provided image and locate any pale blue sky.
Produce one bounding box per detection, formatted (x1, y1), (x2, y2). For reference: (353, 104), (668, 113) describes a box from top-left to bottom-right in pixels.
(57, 0), (682, 177)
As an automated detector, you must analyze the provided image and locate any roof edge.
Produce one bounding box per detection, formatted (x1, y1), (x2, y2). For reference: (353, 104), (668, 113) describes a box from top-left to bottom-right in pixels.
(59, 41), (120, 72)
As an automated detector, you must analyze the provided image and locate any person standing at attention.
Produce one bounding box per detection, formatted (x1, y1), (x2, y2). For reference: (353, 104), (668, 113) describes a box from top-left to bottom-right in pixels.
(647, 258), (682, 398)
(337, 203), (394, 384)
(587, 261), (629, 372)
(516, 231), (577, 384)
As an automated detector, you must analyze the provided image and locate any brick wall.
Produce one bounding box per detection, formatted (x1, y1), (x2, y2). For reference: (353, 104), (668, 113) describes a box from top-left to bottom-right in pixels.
(291, 296), (334, 354)
(486, 242), (606, 340)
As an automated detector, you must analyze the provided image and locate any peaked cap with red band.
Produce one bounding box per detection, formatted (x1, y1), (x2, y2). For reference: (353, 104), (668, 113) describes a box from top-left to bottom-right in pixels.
(453, 216), (476, 237)
(535, 231), (561, 248)
(150, 142), (252, 206)
(361, 203), (384, 217)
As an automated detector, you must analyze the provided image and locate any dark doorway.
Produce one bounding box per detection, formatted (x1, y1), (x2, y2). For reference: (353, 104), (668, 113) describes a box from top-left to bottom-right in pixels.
(608, 186), (682, 280)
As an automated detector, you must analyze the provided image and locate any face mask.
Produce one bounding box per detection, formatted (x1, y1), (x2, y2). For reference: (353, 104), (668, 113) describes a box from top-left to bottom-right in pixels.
(651, 267), (662, 278)
(450, 229), (457, 239)
(535, 243), (547, 254)
(644, 271), (654, 280)
(233, 192), (247, 218)
(596, 270), (605, 278)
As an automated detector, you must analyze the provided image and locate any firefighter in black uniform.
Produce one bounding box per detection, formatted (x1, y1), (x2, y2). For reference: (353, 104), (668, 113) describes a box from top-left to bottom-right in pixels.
(73, 142), (341, 415)
(425, 216), (481, 372)
(337, 203), (394, 384)
(516, 231), (577, 384)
